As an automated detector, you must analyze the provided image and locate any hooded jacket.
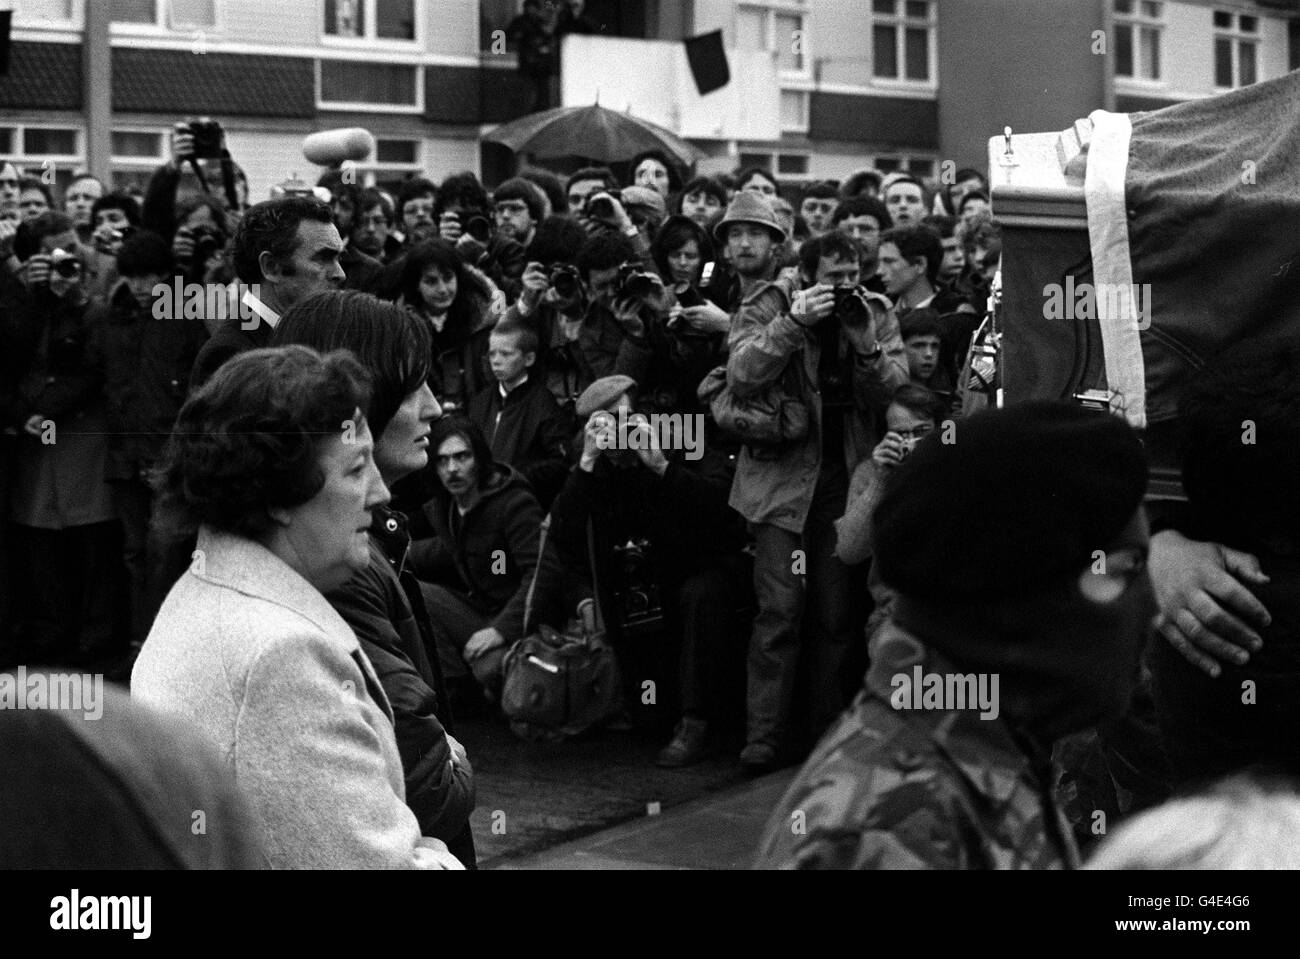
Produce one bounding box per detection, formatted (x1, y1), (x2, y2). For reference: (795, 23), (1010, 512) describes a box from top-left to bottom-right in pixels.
(409, 464), (543, 642)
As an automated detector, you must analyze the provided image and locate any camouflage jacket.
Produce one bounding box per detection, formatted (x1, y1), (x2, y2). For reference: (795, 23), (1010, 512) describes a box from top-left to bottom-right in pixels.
(753, 622), (1081, 869)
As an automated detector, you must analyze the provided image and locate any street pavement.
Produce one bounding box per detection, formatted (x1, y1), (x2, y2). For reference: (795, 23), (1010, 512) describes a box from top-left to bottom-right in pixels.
(492, 767), (799, 870)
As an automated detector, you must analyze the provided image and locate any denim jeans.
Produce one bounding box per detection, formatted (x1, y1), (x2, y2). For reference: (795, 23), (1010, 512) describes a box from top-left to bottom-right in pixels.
(745, 461), (856, 751)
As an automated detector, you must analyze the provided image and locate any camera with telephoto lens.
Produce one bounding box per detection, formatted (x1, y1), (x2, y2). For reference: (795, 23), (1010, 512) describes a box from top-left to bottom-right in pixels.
(832, 285), (873, 324)
(584, 189), (623, 220)
(464, 214), (491, 244)
(615, 262), (657, 300)
(550, 263), (581, 299)
(185, 118), (225, 160)
(49, 248), (82, 279)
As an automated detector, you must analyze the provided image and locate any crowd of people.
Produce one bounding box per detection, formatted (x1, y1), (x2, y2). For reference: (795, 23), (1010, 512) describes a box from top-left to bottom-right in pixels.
(3, 123), (1295, 870)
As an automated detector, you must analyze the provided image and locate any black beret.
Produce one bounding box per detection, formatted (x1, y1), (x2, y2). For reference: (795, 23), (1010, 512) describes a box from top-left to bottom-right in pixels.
(872, 402), (1148, 604)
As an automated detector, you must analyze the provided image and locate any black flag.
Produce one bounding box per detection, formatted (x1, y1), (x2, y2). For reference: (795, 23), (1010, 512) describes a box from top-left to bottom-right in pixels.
(0, 4), (12, 78)
(683, 30), (729, 96)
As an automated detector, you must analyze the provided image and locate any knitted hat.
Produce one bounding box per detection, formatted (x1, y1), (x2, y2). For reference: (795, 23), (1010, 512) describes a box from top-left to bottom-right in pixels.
(713, 191), (787, 245)
(873, 402), (1148, 604)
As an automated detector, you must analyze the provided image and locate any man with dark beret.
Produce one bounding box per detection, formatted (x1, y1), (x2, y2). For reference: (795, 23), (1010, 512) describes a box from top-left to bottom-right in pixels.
(754, 402), (1159, 869)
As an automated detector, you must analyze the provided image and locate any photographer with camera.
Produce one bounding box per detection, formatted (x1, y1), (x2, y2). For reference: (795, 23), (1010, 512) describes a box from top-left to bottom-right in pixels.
(834, 383), (949, 648)
(142, 118), (248, 242)
(725, 219), (909, 772)
(435, 171), (525, 302)
(5, 212), (125, 668)
(539, 376), (751, 765)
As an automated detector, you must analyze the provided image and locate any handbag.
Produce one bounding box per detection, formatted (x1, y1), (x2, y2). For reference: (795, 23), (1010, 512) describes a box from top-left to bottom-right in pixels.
(697, 357), (809, 447)
(500, 515), (623, 741)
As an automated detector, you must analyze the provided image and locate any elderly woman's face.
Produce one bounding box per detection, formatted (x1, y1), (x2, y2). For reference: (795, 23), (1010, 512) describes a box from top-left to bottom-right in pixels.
(279, 417), (389, 591)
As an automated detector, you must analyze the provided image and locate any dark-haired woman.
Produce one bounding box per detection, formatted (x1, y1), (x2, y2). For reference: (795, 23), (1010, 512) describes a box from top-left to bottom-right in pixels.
(132, 346), (463, 869)
(271, 290), (477, 867)
(395, 240), (502, 413)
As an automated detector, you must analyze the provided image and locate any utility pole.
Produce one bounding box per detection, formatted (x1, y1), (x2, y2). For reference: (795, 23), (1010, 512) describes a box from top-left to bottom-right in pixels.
(84, 0), (112, 182)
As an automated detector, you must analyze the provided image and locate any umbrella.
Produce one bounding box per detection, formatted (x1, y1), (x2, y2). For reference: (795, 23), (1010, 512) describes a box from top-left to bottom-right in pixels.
(484, 103), (704, 166)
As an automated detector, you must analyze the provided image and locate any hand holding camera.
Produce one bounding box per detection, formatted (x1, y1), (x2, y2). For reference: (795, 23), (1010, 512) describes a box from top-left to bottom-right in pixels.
(585, 191), (631, 231)
(872, 431), (915, 469)
(791, 283), (836, 326)
(678, 300), (731, 336)
(581, 411), (618, 471)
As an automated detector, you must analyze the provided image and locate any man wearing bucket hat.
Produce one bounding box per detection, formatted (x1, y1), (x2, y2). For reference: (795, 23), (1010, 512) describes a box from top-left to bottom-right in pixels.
(716, 191), (909, 772)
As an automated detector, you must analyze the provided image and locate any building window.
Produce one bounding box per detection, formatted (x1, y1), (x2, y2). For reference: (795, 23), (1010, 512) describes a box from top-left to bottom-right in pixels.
(0, 125), (85, 196)
(354, 138), (424, 191)
(324, 0), (416, 42)
(776, 153), (810, 177)
(737, 2), (809, 79)
(1214, 10), (1259, 88)
(110, 0), (217, 29)
(1113, 1), (1163, 81)
(780, 89), (810, 133)
(319, 61), (422, 111)
(109, 130), (171, 194)
(871, 0), (934, 83)
(14, 0), (79, 25)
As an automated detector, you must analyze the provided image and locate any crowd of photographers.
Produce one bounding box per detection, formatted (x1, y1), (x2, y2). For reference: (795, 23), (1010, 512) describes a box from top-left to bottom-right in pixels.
(2, 132), (1005, 777)
(7, 122), (1300, 871)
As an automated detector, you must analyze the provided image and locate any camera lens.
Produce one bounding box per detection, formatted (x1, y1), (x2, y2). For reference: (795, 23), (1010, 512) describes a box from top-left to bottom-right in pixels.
(551, 268), (577, 298)
(466, 216), (491, 243)
(52, 258), (81, 278)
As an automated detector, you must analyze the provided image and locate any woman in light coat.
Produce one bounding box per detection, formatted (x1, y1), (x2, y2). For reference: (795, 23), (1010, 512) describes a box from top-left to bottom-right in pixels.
(131, 345), (461, 869)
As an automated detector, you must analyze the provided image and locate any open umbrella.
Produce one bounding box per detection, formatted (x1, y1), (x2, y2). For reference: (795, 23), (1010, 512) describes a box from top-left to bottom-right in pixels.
(484, 103), (704, 166)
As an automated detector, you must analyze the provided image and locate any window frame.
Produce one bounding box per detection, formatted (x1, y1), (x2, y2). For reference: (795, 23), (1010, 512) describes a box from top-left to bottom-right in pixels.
(12, 0), (84, 30)
(3, 123), (85, 168)
(1213, 9), (1260, 90)
(319, 0), (423, 50)
(354, 138), (425, 188)
(1112, 0), (1165, 84)
(109, 127), (171, 168)
(869, 0), (937, 88)
(315, 59), (426, 114)
(109, 0), (222, 35)
(737, 0), (812, 83)
(779, 88), (811, 135)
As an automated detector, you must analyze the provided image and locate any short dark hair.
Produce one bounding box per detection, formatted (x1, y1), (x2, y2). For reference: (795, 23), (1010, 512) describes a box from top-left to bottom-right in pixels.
(901, 307), (944, 342)
(153, 345), (372, 540)
(317, 168), (364, 225)
(881, 224), (943, 284)
(232, 196), (334, 284)
(629, 149), (682, 193)
(491, 318), (539, 356)
(429, 415), (494, 493)
(271, 290), (432, 441)
(677, 175), (727, 211)
(575, 231), (636, 280)
(358, 188), (394, 225)
(735, 166), (778, 194)
(492, 178), (544, 223)
(115, 230), (174, 278)
(91, 191), (142, 228)
(921, 213), (958, 239)
(397, 177), (438, 214)
(954, 168), (987, 189)
(799, 231), (861, 279)
(800, 181), (839, 202)
(840, 169), (883, 199)
(525, 215), (588, 267)
(651, 216), (712, 280)
(14, 211), (75, 260)
(518, 166), (566, 218)
(18, 177), (52, 205)
(888, 383), (947, 425)
(436, 171), (489, 218)
(958, 190), (990, 215)
(832, 195), (891, 230)
(566, 166), (616, 198)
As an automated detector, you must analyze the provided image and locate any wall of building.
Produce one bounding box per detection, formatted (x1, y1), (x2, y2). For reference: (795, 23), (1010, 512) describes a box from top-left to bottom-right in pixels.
(937, 0), (1108, 175)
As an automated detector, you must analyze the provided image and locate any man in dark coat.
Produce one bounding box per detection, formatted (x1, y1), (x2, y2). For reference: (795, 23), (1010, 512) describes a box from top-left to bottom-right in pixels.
(88, 232), (208, 646)
(410, 418), (544, 698)
(189, 196), (345, 390)
(541, 376), (751, 766)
